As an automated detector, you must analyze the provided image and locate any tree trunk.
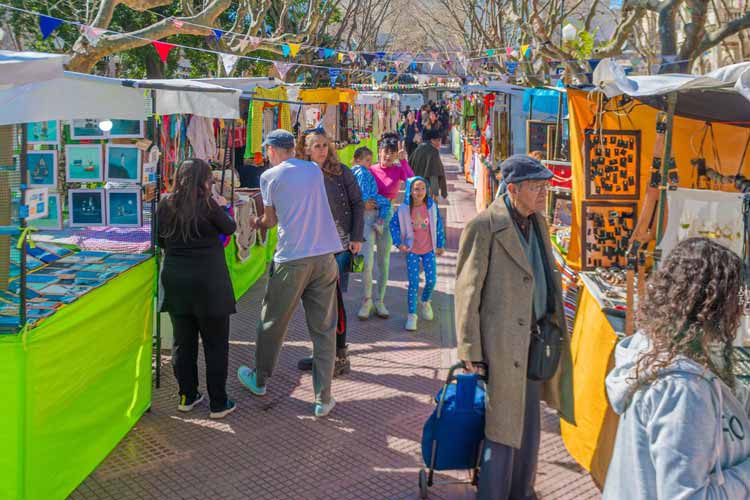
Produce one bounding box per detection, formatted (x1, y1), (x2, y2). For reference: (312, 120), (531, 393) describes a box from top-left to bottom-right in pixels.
(145, 50), (166, 79)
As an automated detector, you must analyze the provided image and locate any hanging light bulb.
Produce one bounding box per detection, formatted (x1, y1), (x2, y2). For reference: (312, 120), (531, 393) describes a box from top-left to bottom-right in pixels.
(98, 120), (113, 132)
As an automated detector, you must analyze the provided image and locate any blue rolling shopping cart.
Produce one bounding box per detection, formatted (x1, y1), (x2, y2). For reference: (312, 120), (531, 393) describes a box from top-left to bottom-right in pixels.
(419, 361), (487, 498)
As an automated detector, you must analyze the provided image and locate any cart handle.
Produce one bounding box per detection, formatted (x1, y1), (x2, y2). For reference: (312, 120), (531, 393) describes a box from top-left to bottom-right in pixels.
(447, 361), (488, 383)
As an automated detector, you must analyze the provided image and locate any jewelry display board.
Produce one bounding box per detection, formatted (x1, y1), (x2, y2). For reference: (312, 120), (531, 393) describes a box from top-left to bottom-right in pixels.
(584, 129), (641, 200)
(526, 120), (556, 158)
(581, 201), (637, 270)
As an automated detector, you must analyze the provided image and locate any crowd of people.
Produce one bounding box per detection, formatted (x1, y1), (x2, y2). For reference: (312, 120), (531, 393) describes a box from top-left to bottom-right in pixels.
(155, 106), (750, 499)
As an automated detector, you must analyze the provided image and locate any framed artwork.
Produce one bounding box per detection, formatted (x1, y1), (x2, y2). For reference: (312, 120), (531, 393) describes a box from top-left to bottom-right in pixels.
(24, 187), (49, 220)
(584, 129), (641, 200)
(106, 145), (141, 183)
(70, 119), (106, 140)
(109, 120), (144, 139)
(26, 121), (60, 145)
(27, 150), (58, 187)
(66, 144), (103, 182)
(581, 201), (638, 270)
(106, 189), (142, 227)
(68, 189), (105, 227)
(34, 193), (63, 230)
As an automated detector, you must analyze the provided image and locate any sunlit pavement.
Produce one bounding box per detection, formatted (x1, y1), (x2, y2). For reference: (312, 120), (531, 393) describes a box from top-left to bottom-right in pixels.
(71, 148), (599, 500)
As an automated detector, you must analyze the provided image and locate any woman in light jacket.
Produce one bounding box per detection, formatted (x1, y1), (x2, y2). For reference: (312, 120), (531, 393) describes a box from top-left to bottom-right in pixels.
(604, 237), (750, 499)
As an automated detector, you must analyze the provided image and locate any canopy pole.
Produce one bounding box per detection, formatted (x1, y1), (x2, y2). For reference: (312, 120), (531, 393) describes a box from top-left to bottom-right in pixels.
(151, 90), (162, 389)
(18, 125), (27, 330)
(655, 93), (678, 248)
(554, 91), (564, 160)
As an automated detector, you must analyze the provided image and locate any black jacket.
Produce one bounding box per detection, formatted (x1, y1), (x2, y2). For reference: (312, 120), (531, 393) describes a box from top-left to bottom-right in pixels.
(322, 165), (365, 249)
(408, 143), (448, 198)
(157, 197), (237, 317)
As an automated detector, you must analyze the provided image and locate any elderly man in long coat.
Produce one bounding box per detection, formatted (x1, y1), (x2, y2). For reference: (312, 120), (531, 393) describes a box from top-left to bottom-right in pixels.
(455, 155), (575, 500)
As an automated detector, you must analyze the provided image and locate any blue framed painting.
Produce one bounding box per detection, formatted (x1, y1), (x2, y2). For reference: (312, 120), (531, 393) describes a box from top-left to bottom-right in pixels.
(68, 189), (105, 227)
(70, 119), (106, 140)
(109, 120), (144, 139)
(106, 189), (142, 227)
(106, 145), (141, 183)
(27, 150), (58, 187)
(65, 144), (103, 182)
(26, 121), (60, 145)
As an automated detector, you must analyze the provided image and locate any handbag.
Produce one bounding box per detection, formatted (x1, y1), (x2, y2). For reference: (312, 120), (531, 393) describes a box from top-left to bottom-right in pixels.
(349, 253), (365, 273)
(526, 218), (564, 382)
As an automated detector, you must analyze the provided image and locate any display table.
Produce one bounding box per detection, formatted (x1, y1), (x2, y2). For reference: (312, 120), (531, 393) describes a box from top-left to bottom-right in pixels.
(0, 259), (154, 500)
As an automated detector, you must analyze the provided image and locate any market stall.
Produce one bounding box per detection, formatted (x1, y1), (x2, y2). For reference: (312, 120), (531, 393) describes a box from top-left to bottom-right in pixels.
(559, 59), (750, 488)
(0, 55), (253, 500)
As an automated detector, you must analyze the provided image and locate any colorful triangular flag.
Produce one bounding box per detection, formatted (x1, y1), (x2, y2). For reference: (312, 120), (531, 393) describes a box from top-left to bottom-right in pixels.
(373, 71), (387, 83)
(337, 53), (344, 62)
(213, 29), (224, 41)
(318, 48), (325, 58)
(375, 52), (386, 59)
(324, 48), (335, 59)
(507, 61), (518, 75)
(221, 54), (239, 75)
(486, 49), (496, 57)
(329, 68), (342, 86)
(172, 19), (184, 28)
(282, 44), (291, 57)
(152, 40), (176, 63)
(39, 15), (63, 40)
(81, 25), (106, 46)
(288, 43), (301, 57)
(273, 61), (294, 80)
(362, 53), (375, 66)
(348, 51), (357, 62)
(506, 47), (513, 57)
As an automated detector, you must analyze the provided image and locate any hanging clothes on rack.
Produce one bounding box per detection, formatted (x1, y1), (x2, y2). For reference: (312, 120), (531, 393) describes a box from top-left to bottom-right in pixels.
(244, 86), (292, 164)
(186, 116), (217, 161)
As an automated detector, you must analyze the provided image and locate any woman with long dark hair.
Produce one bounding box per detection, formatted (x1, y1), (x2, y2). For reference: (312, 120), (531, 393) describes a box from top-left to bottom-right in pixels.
(604, 237), (750, 498)
(295, 129), (364, 376)
(157, 158), (237, 419)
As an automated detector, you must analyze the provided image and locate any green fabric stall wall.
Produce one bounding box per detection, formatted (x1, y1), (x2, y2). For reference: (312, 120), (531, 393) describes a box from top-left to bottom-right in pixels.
(0, 260), (155, 500)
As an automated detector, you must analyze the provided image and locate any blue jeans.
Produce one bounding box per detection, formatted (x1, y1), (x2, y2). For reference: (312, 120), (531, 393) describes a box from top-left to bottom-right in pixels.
(406, 251), (437, 314)
(335, 251), (351, 292)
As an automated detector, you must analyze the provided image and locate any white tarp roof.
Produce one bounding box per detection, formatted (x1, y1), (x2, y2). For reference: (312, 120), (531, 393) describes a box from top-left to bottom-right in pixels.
(0, 50), (68, 87)
(0, 71), (147, 125)
(356, 91), (400, 105)
(399, 93), (424, 109)
(593, 58), (750, 99)
(126, 78), (241, 119)
(462, 82), (527, 95)
(194, 77), (281, 93)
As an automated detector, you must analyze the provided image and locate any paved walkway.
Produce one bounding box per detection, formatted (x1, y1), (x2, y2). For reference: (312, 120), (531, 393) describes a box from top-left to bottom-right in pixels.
(71, 150), (600, 500)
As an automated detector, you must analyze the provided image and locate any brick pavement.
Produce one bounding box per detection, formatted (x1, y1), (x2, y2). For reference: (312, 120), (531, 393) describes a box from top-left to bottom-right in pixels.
(70, 149), (600, 500)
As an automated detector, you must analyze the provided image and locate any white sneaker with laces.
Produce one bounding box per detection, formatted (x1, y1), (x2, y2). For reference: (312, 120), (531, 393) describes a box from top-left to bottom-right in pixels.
(358, 298), (373, 320)
(314, 397), (336, 418)
(375, 301), (390, 319)
(405, 313), (418, 331)
(421, 301), (434, 321)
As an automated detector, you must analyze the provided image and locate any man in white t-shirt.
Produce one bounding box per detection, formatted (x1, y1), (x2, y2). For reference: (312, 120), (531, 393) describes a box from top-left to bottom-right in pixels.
(237, 129), (342, 418)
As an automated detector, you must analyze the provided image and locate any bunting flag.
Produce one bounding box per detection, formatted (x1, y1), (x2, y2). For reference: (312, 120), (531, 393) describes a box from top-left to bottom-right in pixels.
(213, 29), (224, 41)
(373, 71), (387, 83)
(588, 59), (601, 72)
(428, 61), (436, 71)
(506, 47), (514, 57)
(288, 43), (301, 57)
(329, 68), (342, 86)
(152, 40), (176, 63)
(81, 25), (106, 46)
(486, 49), (496, 57)
(39, 15), (63, 40)
(507, 61), (518, 75)
(52, 36), (65, 50)
(348, 51), (357, 62)
(362, 53), (375, 66)
(273, 61), (294, 80)
(337, 53), (344, 62)
(375, 52), (386, 59)
(318, 48), (325, 58)
(221, 54), (239, 75)
(172, 19), (185, 28)
(521, 45), (529, 59)
(430, 50), (440, 61)
(323, 48), (335, 59)
(281, 44), (291, 57)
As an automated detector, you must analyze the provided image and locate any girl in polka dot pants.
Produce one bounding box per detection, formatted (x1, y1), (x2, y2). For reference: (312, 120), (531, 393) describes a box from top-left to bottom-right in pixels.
(390, 177), (446, 331)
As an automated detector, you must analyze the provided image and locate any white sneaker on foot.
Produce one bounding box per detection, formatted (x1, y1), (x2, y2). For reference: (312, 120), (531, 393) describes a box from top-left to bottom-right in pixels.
(420, 301), (434, 321)
(405, 313), (418, 331)
(314, 397), (336, 418)
(375, 301), (390, 319)
(358, 298), (373, 320)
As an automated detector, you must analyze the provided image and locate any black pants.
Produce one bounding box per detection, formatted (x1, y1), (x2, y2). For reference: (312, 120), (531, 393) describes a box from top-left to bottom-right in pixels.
(170, 313), (230, 411)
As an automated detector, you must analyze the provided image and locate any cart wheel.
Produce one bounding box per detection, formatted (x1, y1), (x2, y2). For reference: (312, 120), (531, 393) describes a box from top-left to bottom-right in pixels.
(419, 469), (429, 499)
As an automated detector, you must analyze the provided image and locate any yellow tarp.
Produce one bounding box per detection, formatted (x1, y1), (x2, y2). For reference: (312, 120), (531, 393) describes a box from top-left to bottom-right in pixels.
(560, 283), (620, 490)
(566, 88), (750, 269)
(299, 88), (357, 105)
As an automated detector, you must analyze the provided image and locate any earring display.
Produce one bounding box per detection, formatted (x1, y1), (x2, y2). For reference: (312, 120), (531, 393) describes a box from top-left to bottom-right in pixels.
(585, 130), (641, 200)
(581, 201), (637, 270)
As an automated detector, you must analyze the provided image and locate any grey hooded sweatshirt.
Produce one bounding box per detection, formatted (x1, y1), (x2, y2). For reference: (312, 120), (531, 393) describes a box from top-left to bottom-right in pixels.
(603, 331), (750, 499)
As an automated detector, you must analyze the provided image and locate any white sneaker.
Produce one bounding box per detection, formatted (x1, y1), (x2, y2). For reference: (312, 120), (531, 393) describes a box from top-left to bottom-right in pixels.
(375, 301), (390, 319)
(420, 301), (434, 321)
(358, 298), (373, 320)
(314, 397), (336, 418)
(405, 314), (418, 331)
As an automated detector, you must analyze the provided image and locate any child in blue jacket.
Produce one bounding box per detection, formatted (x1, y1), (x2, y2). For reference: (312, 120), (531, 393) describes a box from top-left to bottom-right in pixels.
(390, 176), (445, 331)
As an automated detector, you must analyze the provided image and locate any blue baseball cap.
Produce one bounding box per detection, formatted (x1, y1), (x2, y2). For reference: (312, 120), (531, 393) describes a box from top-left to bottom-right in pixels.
(500, 154), (553, 185)
(262, 129), (295, 150)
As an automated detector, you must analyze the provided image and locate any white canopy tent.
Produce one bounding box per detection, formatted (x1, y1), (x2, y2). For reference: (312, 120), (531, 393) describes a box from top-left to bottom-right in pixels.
(399, 93), (423, 110)
(123, 77), (241, 119)
(0, 50), (68, 87)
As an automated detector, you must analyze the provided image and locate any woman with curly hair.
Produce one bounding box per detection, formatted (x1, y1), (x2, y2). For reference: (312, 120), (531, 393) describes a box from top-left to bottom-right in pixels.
(603, 237), (750, 499)
(295, 128), (364, 376)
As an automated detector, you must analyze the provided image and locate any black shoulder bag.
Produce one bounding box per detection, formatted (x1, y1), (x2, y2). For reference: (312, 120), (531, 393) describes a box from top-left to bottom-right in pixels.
(526, 218), (564, 382)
